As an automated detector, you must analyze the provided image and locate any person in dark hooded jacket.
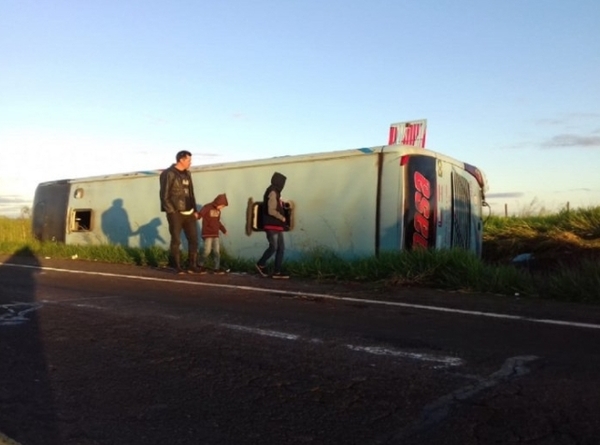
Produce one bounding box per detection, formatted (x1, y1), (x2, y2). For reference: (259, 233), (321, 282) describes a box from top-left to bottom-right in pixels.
(255, 172), (289, 279)
(196, 193), (228, 274)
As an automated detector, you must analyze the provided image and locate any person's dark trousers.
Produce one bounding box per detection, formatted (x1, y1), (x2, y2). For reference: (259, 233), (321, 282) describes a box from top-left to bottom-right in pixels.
(257, 230), (285, 273)
(167, 212), (199, 269)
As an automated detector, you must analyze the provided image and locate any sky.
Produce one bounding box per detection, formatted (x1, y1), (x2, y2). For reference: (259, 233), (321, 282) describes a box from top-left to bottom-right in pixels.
(1, 0), (599, 217)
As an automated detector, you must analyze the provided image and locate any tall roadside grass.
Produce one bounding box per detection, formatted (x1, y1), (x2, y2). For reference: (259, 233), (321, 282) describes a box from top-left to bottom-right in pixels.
(0, 216), (32, 244)
(1, 207), (599, 304)
(284, 248), (537, 297)
(484, 205), (600, 239)
(483, 206), (600, 263)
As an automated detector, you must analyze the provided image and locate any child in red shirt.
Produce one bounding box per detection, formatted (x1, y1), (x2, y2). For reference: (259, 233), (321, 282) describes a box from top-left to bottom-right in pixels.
(196, 194), (228, 274)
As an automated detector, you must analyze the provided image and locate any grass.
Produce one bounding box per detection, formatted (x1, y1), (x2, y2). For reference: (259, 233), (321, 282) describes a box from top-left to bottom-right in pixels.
(1, 207), (600, 304)
(483, 206), (600, 262)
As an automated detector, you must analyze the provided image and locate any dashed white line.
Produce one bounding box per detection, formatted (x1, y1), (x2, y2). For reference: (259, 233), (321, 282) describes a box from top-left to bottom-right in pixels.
(71, 303), (110, 311)
(220, 323), (460, 368)
(31, 296), (461, 368)
(222, 323), (300, 340)
(345, 345), (463, 368)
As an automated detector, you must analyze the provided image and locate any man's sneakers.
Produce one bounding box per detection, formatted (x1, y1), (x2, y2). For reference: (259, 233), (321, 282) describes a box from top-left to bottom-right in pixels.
(272, 272), (290, 280)
(256, 264), (289, 279)
(176, 265), (227, 275)
(255, 264), (268, 277)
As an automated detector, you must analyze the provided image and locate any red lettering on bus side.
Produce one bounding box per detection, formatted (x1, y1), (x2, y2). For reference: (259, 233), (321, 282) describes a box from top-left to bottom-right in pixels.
(414, 213), (429, 239)
(413, 232), (428, 248)
(412, 170), (433, 248)
(415, 191), (430, 216)
(414, 171), (431, 199)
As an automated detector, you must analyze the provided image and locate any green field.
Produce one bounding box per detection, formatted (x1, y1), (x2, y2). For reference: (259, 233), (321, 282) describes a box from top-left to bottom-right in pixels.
(2, 206), (599, 304)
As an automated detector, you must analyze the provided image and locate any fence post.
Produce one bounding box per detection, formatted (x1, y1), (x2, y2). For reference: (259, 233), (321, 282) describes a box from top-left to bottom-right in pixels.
(504, 203), (508, 217)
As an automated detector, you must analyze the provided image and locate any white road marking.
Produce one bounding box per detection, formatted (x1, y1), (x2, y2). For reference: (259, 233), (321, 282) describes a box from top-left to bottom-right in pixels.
(38, 296), (461, 368)
(221, 323), (460, 368)
(27, 283), (464, 368)
(41, 295), (123, 303)
(0, 302), (42, 326)
(4, 263), (600, 330)
(71, 303), (109, 310)
(36, 296), (465, 368)
(222, 323), (300, 340)
(345, 345), (463, 368)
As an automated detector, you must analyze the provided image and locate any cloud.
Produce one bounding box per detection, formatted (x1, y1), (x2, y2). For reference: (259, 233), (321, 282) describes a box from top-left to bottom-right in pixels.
(535, 118), (564, 126)
(541, 134), (600, 148)
(535, 113), (600, 127)
(555, 188), (592, 193)
(486, 192), (524, 199)
(498, 141), (537, 150)
(0, 194), (33, 205)
(565, 112), (600, 120)
(0, 195), (33, 218)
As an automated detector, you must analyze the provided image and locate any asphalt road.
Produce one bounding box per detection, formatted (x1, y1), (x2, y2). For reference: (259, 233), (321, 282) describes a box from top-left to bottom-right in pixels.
(1, 254), (600, 445)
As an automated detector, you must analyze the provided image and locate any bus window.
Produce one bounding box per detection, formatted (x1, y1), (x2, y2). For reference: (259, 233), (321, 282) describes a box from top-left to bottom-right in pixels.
(71, 209), (92, 232)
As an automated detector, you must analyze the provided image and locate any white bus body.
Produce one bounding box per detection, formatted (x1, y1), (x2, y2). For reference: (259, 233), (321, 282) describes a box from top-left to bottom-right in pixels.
(32, 145), (487, 259)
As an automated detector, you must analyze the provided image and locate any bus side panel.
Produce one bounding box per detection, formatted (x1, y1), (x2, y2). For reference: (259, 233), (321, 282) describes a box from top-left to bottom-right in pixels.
(32, 182), (71, 242)
(194, 153), (381, 260)
(64, 174), (160, 247)
(403, 156), (437, 250)
(59, 152), (381, 260)
(377, 152), (403, 253)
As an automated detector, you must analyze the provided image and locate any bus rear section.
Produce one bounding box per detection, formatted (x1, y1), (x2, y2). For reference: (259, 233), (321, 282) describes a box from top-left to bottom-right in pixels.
(402, 154), (485, 257)
(32, 181), (71, 243)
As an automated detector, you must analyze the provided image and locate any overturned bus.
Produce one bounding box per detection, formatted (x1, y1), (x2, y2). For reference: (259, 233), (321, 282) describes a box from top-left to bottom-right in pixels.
(32, 144), (488, 260)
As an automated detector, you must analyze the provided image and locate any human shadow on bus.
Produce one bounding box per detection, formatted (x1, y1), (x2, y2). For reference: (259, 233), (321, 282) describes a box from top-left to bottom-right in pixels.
(132, 217), (166, 249)
(0, 247), (60, 444)
(100, 198), (134, 247)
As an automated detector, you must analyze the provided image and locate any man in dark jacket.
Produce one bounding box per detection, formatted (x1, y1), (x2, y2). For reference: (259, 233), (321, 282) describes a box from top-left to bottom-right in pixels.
(159, 150), (200, 274)
(255, 172), (289, 279)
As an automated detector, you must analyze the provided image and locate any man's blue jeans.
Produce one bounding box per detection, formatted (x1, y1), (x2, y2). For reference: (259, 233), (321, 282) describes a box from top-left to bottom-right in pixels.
(257, 230), (285, 273)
